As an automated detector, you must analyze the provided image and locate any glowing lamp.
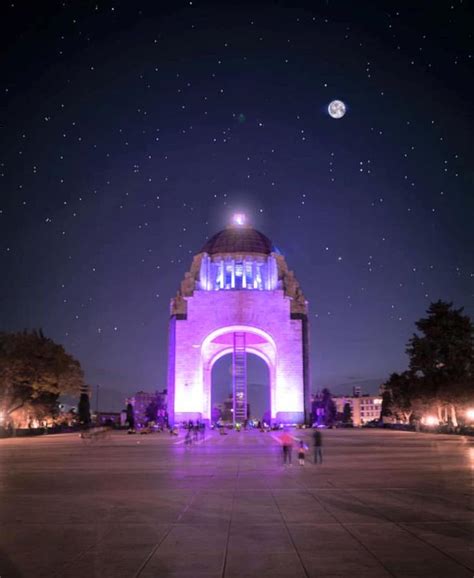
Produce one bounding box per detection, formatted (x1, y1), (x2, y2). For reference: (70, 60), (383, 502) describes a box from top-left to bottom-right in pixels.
(232, 213), (246, 226)
(466, 408), (474, 421)
(424, 416), (439, 426)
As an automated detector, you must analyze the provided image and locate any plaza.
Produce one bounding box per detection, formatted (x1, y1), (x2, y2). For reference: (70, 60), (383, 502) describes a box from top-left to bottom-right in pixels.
(0, 429), (473, 577)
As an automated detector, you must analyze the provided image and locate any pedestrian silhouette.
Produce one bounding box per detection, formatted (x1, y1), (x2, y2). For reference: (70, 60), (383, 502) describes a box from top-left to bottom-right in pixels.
(280, 430), (293, 465)
(313, 429), (323, 464)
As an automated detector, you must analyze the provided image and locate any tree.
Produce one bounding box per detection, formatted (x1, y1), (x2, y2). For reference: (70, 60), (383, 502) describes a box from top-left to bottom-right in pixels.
(380, 388), (392, 419)
(321, 388), (337, 427)
(78, 392), (91, 425)
(0, 330), (84, 424)
(407, 301), (473, 381)
(145, 400), (158, 424)
(407, 301), (474, 426)
(384, 371), (414, 423)
(342, 402), (352, 424)
(126, 402), (135, 429)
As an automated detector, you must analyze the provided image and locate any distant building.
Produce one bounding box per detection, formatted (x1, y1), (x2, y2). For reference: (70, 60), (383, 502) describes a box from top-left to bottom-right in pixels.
(213, 395), (250, 424)
(333, 394), (382, 426)
(97, 412), (122, 427)
(126, 390), (168, 428)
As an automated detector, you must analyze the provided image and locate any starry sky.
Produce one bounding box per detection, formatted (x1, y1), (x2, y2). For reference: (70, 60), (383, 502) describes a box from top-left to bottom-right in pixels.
(1, 1), (472, 414)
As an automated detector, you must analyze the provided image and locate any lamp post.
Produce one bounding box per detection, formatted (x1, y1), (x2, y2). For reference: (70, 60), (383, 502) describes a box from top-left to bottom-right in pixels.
(96, 384), (100, 425)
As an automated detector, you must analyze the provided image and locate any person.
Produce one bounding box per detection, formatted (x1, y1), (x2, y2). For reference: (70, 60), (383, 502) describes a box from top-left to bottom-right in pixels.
(313, 428), (323, 464)
(280, 430), (293, 465)
(298, 440), (307, 466)
(185, 428), (192, 447)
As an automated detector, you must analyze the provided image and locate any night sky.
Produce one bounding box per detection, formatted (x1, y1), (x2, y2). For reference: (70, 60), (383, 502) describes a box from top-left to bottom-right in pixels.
(1, 1), (472, 413)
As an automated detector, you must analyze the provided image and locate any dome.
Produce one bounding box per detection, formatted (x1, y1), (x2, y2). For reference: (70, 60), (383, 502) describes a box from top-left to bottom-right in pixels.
(200, 226), (274, 255)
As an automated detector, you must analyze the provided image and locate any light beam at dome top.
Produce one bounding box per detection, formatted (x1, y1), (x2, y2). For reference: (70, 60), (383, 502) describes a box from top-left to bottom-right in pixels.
(232, 213), (246, 226)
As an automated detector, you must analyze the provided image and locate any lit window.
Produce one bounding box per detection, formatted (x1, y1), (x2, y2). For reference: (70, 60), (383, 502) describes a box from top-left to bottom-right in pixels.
(255, 264), (263, 289)
(225, 263), (233, 288)
(245, 262), (253, 288)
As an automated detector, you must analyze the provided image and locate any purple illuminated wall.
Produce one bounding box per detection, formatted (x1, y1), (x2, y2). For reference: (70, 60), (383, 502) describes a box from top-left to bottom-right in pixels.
(168, 287), (308, 425)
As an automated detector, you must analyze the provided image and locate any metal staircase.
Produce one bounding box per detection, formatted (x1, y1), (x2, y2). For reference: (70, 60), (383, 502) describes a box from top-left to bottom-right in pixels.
(232, 332), (247, 425)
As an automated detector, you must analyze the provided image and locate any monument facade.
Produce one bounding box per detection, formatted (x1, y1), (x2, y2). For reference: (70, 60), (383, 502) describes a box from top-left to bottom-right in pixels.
(167, 216), (311, 425)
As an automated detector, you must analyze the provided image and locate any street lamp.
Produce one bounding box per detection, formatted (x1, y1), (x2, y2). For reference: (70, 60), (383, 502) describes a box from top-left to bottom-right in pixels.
(465, 408), (474, 421)
(423, 416), (439, 426)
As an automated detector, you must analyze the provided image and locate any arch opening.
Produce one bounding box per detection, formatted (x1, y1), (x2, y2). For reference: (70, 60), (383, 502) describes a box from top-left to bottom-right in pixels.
(201, 325), (277, 423)
(211, 352), (271, 425)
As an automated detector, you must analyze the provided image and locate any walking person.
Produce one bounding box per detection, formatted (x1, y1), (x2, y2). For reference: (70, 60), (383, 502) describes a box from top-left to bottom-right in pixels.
(185, 428), (192, 447)
(313, 428), (323, 464)
(280, 430), (293, 465)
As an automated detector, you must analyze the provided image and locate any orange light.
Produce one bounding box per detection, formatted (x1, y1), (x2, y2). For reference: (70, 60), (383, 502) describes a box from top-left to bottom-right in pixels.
(466, 408), (474, 421)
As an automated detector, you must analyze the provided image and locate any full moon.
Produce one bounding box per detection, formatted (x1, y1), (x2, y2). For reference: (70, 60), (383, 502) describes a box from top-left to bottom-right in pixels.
(328, 100), (346, 119)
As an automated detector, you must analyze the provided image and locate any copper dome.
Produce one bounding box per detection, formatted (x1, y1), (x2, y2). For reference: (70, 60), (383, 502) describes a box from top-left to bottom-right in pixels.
(200, 226), (274, 255)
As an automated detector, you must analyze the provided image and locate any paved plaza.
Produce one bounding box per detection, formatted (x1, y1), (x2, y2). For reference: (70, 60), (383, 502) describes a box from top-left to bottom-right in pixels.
(0, 428), (473, 578)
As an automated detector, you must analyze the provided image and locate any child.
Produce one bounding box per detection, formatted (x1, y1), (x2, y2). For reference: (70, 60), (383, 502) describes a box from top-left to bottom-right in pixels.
(298, 440), (308, 465)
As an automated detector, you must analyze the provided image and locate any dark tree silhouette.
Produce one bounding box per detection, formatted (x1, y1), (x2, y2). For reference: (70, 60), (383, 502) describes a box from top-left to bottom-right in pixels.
(407, 301), (474, 426)
(126, 402), (135, 429)
(382, 301), (474, 427)
(321, 388), (337, 427)
(382, 371), (420, 424)
(407, 301), (473, 382)
(380, 389), (392, 418)
(342, 402), (353, 424)
(78, 392), (91, 425)
(145, 400), (158, 424)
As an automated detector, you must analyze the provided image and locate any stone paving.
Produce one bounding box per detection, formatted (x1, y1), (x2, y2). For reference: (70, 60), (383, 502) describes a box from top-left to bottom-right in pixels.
(0, 428), (473, 577)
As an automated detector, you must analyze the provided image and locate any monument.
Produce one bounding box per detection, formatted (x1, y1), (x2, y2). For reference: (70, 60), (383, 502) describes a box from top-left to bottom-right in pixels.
(167, 215), (311, 425)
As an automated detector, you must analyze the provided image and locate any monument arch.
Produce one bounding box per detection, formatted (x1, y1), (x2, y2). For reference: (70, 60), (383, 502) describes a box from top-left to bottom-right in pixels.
(167, 216), (311, 425)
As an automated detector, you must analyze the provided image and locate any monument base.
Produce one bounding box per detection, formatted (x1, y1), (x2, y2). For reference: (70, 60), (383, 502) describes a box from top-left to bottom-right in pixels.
(174, 412), (203, 424)
(275, 411), (304, 424)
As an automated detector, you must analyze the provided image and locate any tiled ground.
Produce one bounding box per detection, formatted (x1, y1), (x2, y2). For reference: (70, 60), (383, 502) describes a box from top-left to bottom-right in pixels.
(0, 428), (472, 577)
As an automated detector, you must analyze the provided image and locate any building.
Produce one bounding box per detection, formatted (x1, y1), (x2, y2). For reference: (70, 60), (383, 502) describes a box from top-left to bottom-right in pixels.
(333, 394), (383, 426)
(167, 215), (311, 426)
(126, 390), (168, 428)
(97, 412), (122, 427)
(352, 385), (362, 397)
(213, 395), (251, 424)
